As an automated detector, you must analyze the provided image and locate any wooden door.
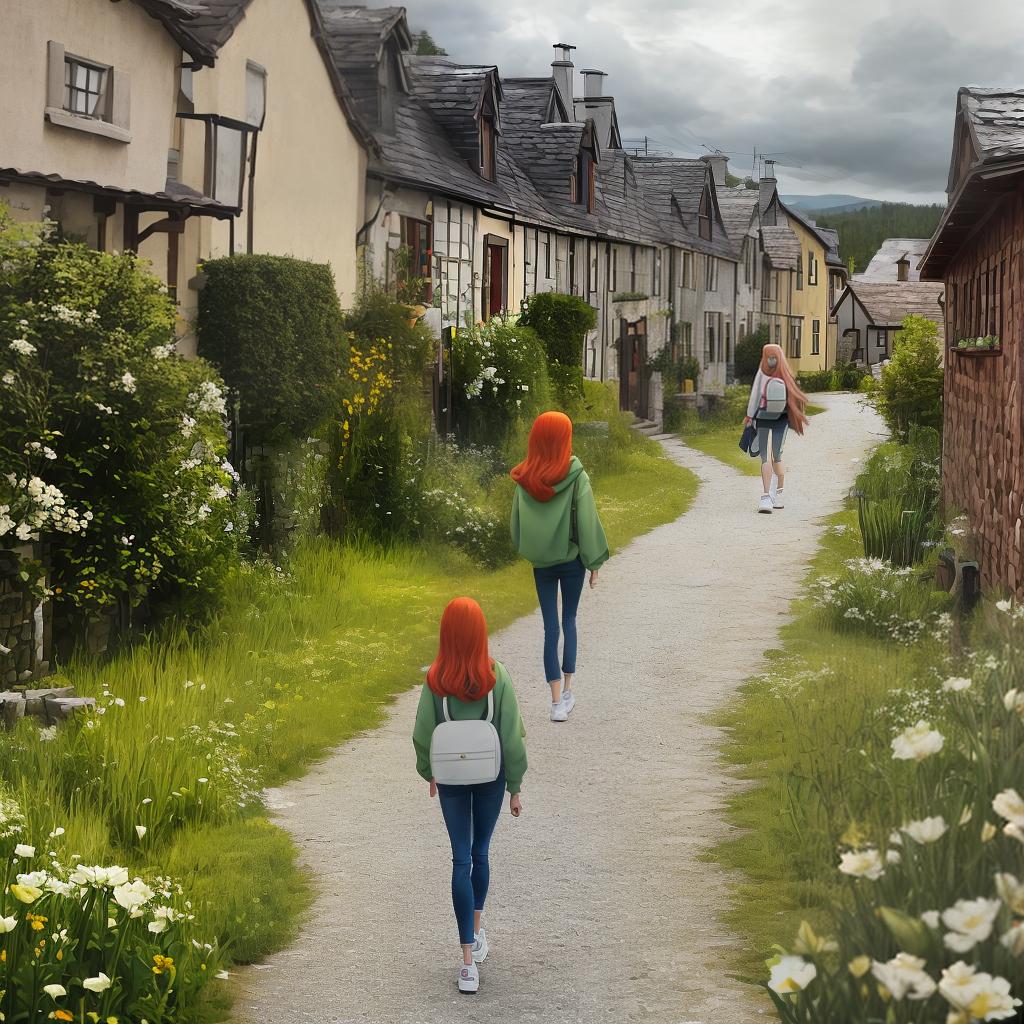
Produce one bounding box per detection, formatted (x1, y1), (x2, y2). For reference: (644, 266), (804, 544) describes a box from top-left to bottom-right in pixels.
(619, 318), (649, 418)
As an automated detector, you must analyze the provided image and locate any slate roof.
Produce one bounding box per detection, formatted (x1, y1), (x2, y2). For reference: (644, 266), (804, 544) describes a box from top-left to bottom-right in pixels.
(857, 238), (931, 282)
(761, 224), (801, 269)
(840, 281), (946, 333)
(126, 0), (218, 64)
(315, 3), (407, 64)
(785, 206), (844, 267)
(959, 87), (1024, 164)
(716, 186), (760, 240)
(183, 0), (253, 50)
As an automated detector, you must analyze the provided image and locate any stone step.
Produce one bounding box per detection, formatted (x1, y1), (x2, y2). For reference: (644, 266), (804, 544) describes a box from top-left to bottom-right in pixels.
(42, 695), (95, 724)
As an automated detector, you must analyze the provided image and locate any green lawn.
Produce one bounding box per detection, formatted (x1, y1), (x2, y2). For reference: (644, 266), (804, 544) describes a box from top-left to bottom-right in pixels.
(0, 430), (697, 1020)
(710, 503), (946, 983)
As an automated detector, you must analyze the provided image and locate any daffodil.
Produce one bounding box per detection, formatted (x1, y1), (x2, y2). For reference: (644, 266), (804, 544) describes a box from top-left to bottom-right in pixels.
(838, 847), (885, 880)
(902, 816), (948, 844)
(768, 955), (816, 994)
(891, 721), (944, 761)
(10, 884), (42, 904)
(942, 897), (1001, 952)
(871, 952), (936, 1001)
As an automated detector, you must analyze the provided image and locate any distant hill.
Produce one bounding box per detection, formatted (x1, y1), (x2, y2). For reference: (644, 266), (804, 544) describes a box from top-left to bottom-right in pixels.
(814, 203), (946, 274)
(781, 194), (883, 214)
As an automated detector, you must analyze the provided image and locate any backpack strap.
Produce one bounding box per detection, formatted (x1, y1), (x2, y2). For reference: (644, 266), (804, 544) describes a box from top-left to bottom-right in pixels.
(434, 689), (494, 723)
(569, 475), (580, 547)
(484, 688), (494, 724)
(441, 696), (451, 722)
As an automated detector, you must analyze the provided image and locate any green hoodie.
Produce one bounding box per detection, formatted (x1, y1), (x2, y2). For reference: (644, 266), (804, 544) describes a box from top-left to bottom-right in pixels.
(412, 661), (528, 795)
(510, 456), (609, 570)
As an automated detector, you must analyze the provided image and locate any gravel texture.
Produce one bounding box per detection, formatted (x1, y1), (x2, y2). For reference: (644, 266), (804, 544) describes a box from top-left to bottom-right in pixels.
(232, 392), (882, 1024)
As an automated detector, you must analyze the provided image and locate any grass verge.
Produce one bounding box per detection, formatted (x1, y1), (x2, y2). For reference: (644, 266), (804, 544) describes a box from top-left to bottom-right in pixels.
(0, 428), (696, 1019)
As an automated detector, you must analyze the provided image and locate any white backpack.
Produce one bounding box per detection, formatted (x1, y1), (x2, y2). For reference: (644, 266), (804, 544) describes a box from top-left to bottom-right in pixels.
(759, 377), (788, 420)
(429, 690), (501, 786)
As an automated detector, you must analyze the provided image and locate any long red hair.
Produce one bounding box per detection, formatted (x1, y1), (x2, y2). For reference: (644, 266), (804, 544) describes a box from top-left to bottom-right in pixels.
(426, 597), (496, 701)
(760, 343), (809, 435)
(510, 411), (573, 501)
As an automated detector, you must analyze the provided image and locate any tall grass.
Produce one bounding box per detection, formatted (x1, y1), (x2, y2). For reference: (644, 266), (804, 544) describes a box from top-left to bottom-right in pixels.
(0, 426), (697, 1015)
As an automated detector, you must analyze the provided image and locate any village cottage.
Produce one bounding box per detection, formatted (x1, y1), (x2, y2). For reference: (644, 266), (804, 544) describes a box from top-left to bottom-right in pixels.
(921, 86), (1024, 597)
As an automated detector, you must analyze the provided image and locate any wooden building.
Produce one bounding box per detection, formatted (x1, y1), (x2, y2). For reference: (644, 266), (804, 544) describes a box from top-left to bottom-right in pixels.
(921, 86), (1024, 597)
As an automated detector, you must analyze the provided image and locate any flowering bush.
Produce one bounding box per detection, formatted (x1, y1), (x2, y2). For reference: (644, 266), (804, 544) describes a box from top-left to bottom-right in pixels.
(764, 605), (1024, 1023)
(814, 557), (952, 643)
(0, 792), (222, 1023)
(0, 209), (244, 620)
(450, 317), (549, 442)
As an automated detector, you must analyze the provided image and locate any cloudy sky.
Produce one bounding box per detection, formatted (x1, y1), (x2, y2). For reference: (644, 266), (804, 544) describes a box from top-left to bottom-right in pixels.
(407, 0), (1024, 203)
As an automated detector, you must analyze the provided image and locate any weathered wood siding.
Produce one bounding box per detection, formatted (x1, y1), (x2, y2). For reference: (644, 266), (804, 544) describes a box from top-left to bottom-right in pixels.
(943, 186), (1024, 596)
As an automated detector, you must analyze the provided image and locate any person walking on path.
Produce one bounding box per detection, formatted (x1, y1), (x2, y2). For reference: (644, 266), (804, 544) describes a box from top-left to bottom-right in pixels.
(743, 342), (809, 514)
(509, 411), (609, 723)
(412, 597), (528, 995)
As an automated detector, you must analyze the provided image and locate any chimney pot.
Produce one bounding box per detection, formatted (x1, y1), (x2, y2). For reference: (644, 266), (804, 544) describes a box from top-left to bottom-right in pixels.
(700, 151), (729, 186)
(551, 43), (576, 122)
(897, 256), (910, 282)
(581, 69), (607, 98)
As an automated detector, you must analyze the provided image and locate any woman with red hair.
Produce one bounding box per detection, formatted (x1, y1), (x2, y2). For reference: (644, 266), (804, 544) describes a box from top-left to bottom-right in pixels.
(510, 411), (609, 721)
(412, 597), (527, 994)
(743, 342), (809, 514)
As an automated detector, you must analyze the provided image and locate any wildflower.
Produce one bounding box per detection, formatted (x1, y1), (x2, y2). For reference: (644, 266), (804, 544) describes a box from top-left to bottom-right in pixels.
(14, 844), (35, 858)
(43, 984), (67, 999)
(838, 848), (885, 881)
(921, 910), (941, 929)
(768, 955), (816, 994)
(9, 338), (36, 356)
(152, 954), (174, 974)
(886, 848), (902, 864)
(939, 961), (1021, 1020)
(942, 897), (1001, 952)
(891, 721), (944, 761)
(0, 916), (17, 933)
(943, 676), (972, 693)
(870, 952), (936, 1001)
(1001, 922), (1024, 956)
(792, 920), (838, 955)
(902, 816), (948, 844)
(982, 822), (998, 842)
(1003, 689), (1024, 714)
(995, 873), (1024, 914)
(848, 956), (871, 978)
(83, 973), (111, 993)
(10, 884), (42, 903)
(113, 879), (154, 911)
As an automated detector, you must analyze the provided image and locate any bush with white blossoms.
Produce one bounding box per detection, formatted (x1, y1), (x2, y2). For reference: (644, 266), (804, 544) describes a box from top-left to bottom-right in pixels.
(765, 606), (1024, 1023)
(0, 792), (222, 1023)
(814, 556), (952, 644)
(0, 206), (246, 618)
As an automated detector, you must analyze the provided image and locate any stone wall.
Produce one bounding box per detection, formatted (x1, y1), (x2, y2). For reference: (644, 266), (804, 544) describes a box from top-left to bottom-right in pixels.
(0, 546), (49, 686)
(942, 187), (1024, 597)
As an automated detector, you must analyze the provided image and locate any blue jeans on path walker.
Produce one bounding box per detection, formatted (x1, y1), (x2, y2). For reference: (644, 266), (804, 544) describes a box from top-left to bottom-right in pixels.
(533, 557), (587, 682)
(437, 771), (506, 945)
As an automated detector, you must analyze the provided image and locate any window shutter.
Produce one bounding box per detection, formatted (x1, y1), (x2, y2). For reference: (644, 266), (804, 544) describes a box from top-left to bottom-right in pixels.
(109, 69), (130, 130)
(46, 41), (65, 109)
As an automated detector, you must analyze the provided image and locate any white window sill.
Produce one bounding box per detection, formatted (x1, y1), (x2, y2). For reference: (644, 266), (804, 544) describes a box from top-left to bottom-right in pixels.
(45, 107), (130, 143)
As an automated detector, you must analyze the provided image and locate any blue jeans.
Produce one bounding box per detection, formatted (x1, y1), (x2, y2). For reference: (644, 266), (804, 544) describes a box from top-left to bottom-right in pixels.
(756, 417), (789, 465)
(533, 557), (586, 682)
(437, 771), (506, 945)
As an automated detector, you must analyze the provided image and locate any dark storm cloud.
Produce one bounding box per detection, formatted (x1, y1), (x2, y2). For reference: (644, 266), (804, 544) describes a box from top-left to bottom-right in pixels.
(404, 0), (1024, 201)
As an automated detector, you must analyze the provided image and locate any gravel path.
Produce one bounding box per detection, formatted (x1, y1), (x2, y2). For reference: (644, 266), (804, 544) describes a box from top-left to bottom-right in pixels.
(233, 392), (883, 1024)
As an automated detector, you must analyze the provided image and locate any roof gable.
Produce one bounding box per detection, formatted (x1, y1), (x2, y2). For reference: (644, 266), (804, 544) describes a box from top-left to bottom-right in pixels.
(126, 0), (218, 64)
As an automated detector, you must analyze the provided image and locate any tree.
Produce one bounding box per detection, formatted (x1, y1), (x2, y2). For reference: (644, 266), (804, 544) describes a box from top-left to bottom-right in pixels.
(815, 203), (945, 273)
(414, 30), (447, 56)
(868, 314), (944, 440)
(734, 324), (770, 384)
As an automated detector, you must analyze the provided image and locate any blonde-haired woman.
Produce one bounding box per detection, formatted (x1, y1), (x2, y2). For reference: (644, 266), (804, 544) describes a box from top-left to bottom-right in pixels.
(743, 343), (809, 513)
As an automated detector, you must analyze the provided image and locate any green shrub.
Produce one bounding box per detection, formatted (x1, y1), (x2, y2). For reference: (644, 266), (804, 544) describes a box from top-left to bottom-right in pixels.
(196, 254), (347, 446)
(798, 368), (833, 392)
(867, 314), (944, 440)
(0, 209), (243, 623)
(831, 360), (870, 390)
(519, 291), (596, 367)
(549, 362), (585, 411)
(734, 325), (769, 383)
(450, 317), (550, 444)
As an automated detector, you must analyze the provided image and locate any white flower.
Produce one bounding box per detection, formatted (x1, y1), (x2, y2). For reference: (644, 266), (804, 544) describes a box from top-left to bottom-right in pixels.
(0, 915), (17, 933)
(113, 878), (154, 911)
(921, 910), (941, 929)
(38, 725), (57, 741)
(940, 961), (987, 1009)
(14, 844), (35, 858)
(69, 864), (130, 888)
(902, 816), (948, 844)
(1, 371), (15, 386)
(871, 952), (936, 1001)
(768, 955), (816, 994)
(135, 825), (147, 840)
(943, 676), (972, 692)
(995, 873), (1024, 914)
(9, 338), (36, 356)
(993, 789), (1024, 827)
(1003, 689), (1024, 714)
(1001, 922), (1024, 956)
(43, 984), (66, 999)
(82, 973), (111, 993)
(939, 961), (1021, 1020)
(996, 599), (1013, 613)
(120, 371), (137, 394)
(15, 522), (33, 541)
(891, 720), (944, 761)
(942, 897), (1001, 952)
(839, 848), (885, 881)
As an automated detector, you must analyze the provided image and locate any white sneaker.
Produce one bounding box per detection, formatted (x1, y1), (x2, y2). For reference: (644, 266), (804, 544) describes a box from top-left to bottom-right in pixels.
(561, 690), (576, 715)
(458, 962), (479, 994)
(772, 488), (785, 510)
(550, 700), (568, 722)
(758, 494), (774, 514)
(472, 928), (489, 964)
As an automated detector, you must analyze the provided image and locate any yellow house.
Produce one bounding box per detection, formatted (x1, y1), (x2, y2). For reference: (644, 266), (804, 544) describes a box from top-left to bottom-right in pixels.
(782, 211), (832, 373)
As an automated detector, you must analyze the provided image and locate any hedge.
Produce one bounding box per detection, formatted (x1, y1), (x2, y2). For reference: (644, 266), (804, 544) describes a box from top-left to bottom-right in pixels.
(196, 255), (347, 446)
(520, 291), (596, 367)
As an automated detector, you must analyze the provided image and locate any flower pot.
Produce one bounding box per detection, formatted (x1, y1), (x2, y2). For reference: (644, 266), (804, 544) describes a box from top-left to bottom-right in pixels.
(683, 379), (694, 394)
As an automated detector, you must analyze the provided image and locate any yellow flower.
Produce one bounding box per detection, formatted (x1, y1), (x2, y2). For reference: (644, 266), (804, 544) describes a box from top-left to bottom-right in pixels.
(848, 955), (871, 978)
(152, 953), (175, 975)
(10, 884), (42, 904)
(53, 1013), (73, 1022)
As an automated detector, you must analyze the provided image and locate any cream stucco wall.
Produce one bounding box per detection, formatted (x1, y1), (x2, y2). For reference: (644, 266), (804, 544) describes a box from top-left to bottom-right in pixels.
(176, 0), (368, 346)
(2, 0), (178, 194)
(787, 219), (831, 373)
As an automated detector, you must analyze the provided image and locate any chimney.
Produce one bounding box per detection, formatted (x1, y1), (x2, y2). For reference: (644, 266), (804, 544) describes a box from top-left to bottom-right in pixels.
(759, 158), (778, 219)
(581, 69), (606, 98)
(701, 151), (729, 187)
(552, 42), (576, 122)
(896, 255), (910, 282)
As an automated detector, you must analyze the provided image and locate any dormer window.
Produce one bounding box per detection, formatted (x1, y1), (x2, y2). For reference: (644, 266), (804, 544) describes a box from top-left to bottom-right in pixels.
(478, 92), (497, 181)
(698, 189), (712, 241)
(575, 150), (596, 212)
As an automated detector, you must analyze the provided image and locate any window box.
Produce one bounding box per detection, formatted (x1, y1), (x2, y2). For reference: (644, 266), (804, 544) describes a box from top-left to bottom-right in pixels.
(953, 336), (1004, 357)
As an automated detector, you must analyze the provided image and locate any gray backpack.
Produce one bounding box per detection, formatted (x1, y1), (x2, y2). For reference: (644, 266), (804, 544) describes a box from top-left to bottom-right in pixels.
(758, 377), (788, 420)
(430, 690), (501, 786)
